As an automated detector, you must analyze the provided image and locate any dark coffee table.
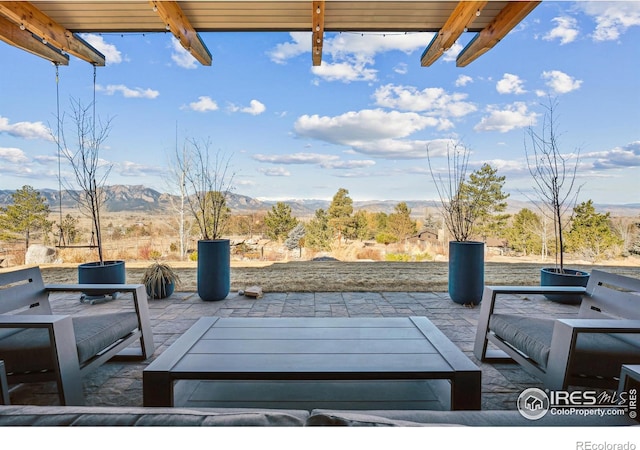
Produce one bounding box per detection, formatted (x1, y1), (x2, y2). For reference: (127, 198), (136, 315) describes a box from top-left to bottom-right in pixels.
(143, 316), (481, 410)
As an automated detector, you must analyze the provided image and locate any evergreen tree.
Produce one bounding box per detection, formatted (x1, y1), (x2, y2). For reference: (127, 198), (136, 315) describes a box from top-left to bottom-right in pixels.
(0, 185), (52, 252)
(264, 202), (298, 242)
(503, 208), (543, 256)
(328, 188), (353, 243)
(304, 209), (332, 251)
(386, 202), (417, 243)
(566, 200), (622, 261)
(56, 213), (80, 245)
(347, 210), (370, 241)
(285, 223), (306, 257)
(462, 163), (510, 241)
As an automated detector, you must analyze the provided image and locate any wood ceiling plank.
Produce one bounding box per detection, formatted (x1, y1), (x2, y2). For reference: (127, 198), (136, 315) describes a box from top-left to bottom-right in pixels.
(456, 0), (540, 67)
(421, 1), (487, 67)
(0, 1), (104, 65)
(312, 0), (324, 66)
(151, 1), (212, 65)
(0, 13), (69, 64)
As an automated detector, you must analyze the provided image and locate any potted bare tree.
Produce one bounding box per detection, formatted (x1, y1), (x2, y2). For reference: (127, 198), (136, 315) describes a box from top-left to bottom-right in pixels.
(428, 140), (508, 305)
(525, 98), (588, 304)
(57, 98), (124, 303)
(178, 138), (234, 301)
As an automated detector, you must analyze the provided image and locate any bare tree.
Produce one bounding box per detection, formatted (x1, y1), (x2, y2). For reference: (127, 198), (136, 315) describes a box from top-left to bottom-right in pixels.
(166, 137), (194, 260)
(525, 98), (581, 272)
(427, 141), (507, 243)
(178, 138), (235, 240)
(427, 140), (474, 242)
(57, 98), (113, 264)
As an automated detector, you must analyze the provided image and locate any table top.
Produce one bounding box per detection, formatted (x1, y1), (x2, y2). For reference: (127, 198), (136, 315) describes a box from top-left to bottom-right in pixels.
(146, 316), (479, 381)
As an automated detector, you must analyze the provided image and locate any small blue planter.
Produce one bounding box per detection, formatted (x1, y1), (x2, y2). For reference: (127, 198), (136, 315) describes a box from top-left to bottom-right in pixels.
(77, 260), (126, 301)
(448, 241), (485, 305)
(146, 281), (175, 299)
(197, 239), (230, 301)
(540, 268), (590, 304)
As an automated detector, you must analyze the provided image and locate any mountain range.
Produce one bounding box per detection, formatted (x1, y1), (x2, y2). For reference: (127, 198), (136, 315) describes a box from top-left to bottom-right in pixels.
(0, 185), (639, 218)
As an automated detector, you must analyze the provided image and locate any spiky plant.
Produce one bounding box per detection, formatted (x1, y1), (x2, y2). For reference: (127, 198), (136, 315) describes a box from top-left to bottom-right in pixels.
(141, 262), (181, 299)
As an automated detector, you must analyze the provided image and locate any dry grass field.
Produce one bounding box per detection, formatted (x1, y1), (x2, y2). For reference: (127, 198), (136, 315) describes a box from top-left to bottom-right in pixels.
(38, 259), (640, 293)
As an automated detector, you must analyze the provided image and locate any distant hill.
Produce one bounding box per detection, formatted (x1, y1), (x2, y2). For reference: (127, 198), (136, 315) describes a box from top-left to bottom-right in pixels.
(0, 185), (638, 218)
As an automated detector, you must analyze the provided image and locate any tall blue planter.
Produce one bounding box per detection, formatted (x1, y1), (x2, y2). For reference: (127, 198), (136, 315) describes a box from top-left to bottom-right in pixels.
(197, 239), (230, 301)
(448, 241), (484, 305)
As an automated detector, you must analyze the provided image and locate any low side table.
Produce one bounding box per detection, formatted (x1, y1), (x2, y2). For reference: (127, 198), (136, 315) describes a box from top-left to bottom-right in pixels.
(143, 316), (481, 410)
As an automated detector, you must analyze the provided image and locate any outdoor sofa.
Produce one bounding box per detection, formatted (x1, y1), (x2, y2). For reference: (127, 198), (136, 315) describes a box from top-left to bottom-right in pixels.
(0, 404), (636, 426)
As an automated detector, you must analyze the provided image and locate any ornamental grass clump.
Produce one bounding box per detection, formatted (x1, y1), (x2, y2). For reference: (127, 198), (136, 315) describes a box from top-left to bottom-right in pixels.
(141, 262), (181, 299)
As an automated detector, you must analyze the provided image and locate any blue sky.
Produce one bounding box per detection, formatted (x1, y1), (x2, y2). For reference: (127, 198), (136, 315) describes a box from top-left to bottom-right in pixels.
(1, 1), (639, 205)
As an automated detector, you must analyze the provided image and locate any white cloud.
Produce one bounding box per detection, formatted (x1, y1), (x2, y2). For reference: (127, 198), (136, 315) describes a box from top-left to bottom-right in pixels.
(496, 74), (527, 95)
(0, 147), (29, 163)
(394, 63), (408, 75)
(229, 100), (266, 115)
(455, 75), (473, 87)
(253, 153), (339, 165)
(543, 16), (579, 45)
(321, 159), (376, 169)
(577, 2), (640, 42)
(171, 38), (197, 69)
(243, 100), (266, 115)
(586, 141), (640, 169)
(271, 32), (431, 83)
(188, 96), (219, 112)
(441, 41), (464, 63)
(80, 34), (122, 65)
(117, 161), (164, 177)
(258, 167), (291, 177)
(311, 59), (377, 83)
(294, 109), (440, 145)
(267, 32), (308, 64)
(323, 32), (429, 59)
(97, 84), (159, 99)
(541, 70), (582, 94)
(474, 102), (538, 133)
(373, 84), (476, 120)
(0, 116), (52, 141)
(253, 152), (374, 171)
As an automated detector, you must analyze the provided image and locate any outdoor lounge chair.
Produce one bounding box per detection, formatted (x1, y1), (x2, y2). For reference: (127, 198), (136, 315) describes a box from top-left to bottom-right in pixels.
(0, 266), (154, 405)
(474, 269), (640, 390)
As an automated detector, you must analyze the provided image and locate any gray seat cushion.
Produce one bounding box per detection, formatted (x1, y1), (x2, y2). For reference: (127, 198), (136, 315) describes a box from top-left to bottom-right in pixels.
(0, 405), (310, 426)
(307, 409), (637, 426)
(0, 312), (138, 374)
(490, 313), (640, 379)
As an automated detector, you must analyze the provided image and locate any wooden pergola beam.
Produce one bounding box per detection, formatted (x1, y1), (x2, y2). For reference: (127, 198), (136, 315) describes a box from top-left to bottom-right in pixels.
(0, 14), (69, 65)
(312, 0), (325, 66)
(150, 1), (212, 66)
(421, 1), (487, 67)
(0, 1), (104, 65)
(457, 0), (541, 67)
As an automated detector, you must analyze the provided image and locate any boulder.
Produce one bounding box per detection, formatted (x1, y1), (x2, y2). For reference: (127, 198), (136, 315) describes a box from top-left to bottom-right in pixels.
(25, 244), (57, 265)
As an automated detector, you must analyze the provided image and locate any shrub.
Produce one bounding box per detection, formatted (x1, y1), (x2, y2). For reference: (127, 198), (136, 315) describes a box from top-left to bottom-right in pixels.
(385, 253), (411, 262)
(356, 248), (382, 260)
(414, 252), (433, 261)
